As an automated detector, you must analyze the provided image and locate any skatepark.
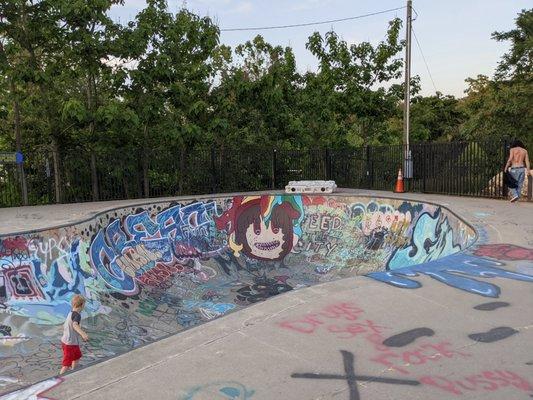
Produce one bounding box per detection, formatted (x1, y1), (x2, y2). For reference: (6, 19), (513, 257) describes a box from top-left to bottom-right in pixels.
(0, 189), (532, 400)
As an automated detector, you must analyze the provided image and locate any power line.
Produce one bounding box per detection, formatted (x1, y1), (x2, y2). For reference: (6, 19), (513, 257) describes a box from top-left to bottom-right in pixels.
(220, 6), (406, 32)
(412, 26), (438, 93)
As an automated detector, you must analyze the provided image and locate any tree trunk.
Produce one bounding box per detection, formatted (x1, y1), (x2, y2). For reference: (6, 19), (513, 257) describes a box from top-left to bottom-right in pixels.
(86, 72), (100, 202)
(87, 73), (96, 139)
(11, 78), (28, 205)
(11, 79), (21, 152)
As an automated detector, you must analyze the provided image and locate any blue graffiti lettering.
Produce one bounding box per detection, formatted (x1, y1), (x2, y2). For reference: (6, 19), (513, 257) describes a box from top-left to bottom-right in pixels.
(89, 201), (220, 293)
(125, 211), (160, 244)
(90, 230), (136, 293)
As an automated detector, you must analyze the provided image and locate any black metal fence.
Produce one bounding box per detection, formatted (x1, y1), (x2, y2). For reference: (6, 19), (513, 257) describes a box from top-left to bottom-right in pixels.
(0, 139), (531, 208)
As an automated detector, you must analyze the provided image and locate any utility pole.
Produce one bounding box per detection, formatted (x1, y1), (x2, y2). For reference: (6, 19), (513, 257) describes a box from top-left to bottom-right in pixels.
(403, 0), (413, 179)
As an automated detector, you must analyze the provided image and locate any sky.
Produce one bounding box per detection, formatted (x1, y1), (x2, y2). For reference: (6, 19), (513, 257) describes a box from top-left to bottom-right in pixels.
(108, 0), (530, 98)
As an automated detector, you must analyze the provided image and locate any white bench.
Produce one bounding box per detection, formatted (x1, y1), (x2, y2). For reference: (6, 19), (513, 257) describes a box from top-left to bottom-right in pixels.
(285, 180), (337, 194)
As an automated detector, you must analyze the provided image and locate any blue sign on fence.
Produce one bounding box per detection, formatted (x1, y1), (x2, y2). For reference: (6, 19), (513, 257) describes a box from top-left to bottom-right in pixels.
(0, 152), (23, 164)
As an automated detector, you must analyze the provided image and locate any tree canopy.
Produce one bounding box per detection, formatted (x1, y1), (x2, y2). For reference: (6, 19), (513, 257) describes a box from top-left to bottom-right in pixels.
(0, 2), (531, 154)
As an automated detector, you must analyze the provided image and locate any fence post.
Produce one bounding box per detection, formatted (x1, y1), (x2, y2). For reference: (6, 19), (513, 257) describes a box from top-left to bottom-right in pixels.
(210, 147), (216, 193)
(502, 139), (510, 199)
(90, 152), (99, 202)
(365, 146), (371, 189)
(18, 164), (28, 206)
(178, 147), (184, 195)
(422, 145), (427, 193)
(527, 175), (533, 201)
(51, 148), (61, 203)
(142, 148), (149, 198)
(271, 149), (277, 189)
(324, 148), (331, 180)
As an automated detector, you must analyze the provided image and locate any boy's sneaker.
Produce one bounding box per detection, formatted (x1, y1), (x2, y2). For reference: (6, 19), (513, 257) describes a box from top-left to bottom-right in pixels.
(510, 196), (519, 203)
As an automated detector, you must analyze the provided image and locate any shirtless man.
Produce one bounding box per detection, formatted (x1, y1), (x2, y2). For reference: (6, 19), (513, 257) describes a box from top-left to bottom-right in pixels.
(504, 140), (531, 202)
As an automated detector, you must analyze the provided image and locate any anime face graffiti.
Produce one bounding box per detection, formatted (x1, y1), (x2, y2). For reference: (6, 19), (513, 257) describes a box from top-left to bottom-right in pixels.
(216, 196), (304, 261)
(245, 216), (284, 259)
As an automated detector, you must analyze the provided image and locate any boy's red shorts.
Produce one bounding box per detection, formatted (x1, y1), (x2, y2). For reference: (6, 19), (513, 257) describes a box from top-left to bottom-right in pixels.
(61, 342), (82, 366)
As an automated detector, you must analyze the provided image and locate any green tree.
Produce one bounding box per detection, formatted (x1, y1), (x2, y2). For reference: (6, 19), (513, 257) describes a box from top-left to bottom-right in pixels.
(209, 35), (302, 149)
(302, 18), (408, 147)
(124, 2), (219, 149)
(0, 0), (64, 152)
(408, 93), (465, 142)
(492, 8), (533, 80)
(459, 75), (532, 141)
(459, 8), (533, 145)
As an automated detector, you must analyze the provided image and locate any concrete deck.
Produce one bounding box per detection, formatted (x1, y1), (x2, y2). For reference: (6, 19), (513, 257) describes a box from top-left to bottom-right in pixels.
(1, 190), (533, 400)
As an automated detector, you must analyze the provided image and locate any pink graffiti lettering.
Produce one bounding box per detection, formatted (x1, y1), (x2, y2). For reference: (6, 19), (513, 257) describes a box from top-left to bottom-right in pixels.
(420, 376), (463, 395)
(370, 341), (470, 375)
(420, 370), (533, 395)
(278, 302), (365, 334)
(137, 263), (184, 287)
(327, 320), (386, 339)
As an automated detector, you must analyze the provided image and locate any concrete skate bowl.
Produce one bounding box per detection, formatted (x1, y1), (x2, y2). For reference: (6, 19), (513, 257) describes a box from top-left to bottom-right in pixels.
(0, 194), (476, 395)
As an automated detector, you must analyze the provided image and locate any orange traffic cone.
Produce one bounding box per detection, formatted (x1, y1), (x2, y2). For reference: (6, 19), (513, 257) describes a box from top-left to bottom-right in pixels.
(394, 168), (405, 193)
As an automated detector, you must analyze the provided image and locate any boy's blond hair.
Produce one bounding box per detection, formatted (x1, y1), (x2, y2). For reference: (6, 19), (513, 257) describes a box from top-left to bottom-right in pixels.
(71, 294), (86, 309)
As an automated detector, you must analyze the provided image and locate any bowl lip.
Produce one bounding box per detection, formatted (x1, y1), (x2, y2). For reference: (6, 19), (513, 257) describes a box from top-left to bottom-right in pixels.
(0, 191), (478, 250)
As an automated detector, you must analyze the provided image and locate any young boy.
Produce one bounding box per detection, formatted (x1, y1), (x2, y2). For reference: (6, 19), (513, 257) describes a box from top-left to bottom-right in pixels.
(60, 294), (89, 374)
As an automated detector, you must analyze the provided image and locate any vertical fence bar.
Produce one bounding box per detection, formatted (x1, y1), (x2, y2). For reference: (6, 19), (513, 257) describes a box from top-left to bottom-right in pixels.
(473, 140), (478, 196)
(422, 144), (426, 193)
(142, 148), (149, 198)
(527, 175), (533, 201)
(18, 163), (28, 206)
(324, 148), (330, 180)
(271, 149), (277, 189)
(90, 152), (99, 202)
(502, 140), (508, 199)
(178, 147), (184, 195)
(211, 147), (217, 193)
(52, 150), (61, 203)
(365, 146), (371, 189)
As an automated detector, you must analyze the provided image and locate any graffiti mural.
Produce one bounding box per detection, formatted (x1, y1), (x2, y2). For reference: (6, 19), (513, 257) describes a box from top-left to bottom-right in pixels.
(0, 195), (482, 395)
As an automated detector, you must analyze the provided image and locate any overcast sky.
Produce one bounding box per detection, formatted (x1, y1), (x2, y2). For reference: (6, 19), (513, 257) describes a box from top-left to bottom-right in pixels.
(108, 0), (530, 97)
